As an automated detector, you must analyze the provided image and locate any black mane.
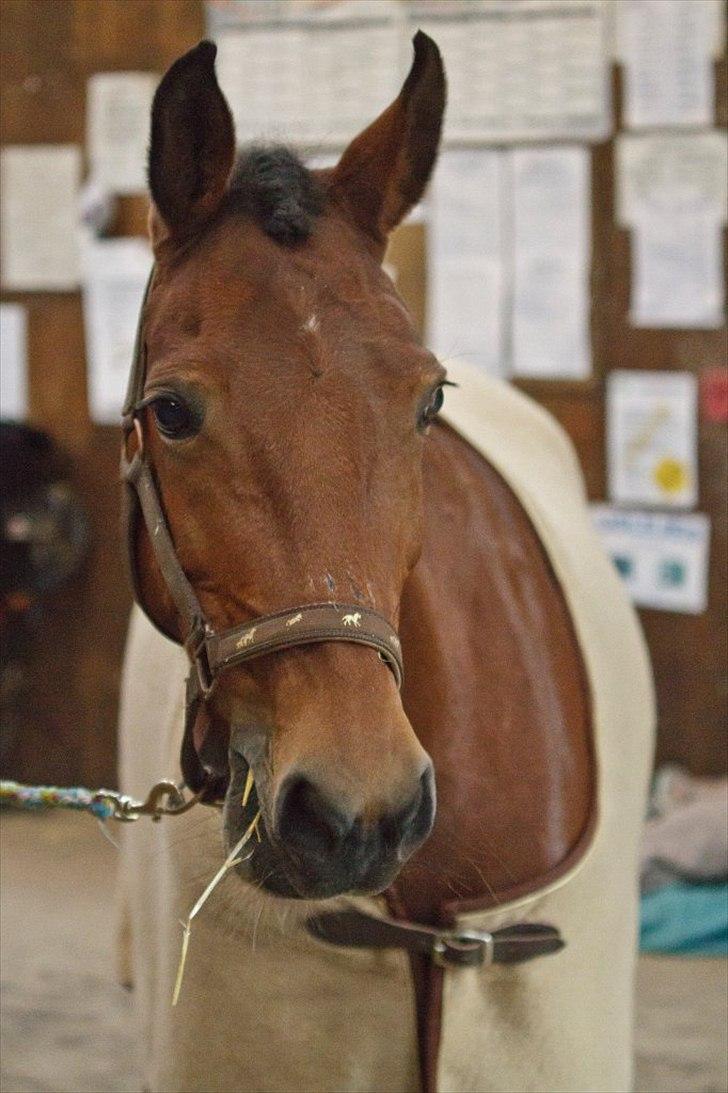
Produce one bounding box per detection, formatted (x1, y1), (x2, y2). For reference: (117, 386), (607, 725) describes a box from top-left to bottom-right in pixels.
(225, 145), (324, 245)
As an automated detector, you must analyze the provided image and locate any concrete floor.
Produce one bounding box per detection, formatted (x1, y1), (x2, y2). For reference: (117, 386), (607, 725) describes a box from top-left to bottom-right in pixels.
(1, 811), (726, 1093)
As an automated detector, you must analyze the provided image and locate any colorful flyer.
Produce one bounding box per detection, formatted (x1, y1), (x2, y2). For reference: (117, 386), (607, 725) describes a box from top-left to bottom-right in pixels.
(591, 505), (710, 615)
(607, 371), (698, 509)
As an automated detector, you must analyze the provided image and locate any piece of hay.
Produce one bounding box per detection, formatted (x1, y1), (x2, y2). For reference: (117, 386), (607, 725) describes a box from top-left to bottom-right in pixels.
(172, 809), (261, 1006)
(242, 766), (255, 809)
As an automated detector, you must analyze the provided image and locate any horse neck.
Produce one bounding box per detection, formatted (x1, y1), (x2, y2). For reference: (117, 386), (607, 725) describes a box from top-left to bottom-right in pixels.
(390, 423), (595, 925)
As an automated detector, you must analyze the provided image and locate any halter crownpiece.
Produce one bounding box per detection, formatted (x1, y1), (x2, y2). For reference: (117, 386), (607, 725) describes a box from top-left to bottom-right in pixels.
(120, 268), (404, 796)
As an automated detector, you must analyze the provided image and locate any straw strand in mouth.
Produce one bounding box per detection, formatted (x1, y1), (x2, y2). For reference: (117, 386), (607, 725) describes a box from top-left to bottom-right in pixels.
(172, 781), (261, 1006)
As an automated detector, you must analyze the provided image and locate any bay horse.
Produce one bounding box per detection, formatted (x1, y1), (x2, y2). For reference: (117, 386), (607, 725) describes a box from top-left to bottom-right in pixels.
(118, 36), (654, 1093)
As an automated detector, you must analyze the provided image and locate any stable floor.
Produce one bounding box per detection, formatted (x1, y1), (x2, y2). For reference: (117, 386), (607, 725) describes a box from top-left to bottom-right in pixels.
(1, 811), (726, 1093)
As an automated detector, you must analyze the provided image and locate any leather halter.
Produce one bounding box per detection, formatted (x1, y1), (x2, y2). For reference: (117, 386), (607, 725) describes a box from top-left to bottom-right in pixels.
(120, 270), (404, 795)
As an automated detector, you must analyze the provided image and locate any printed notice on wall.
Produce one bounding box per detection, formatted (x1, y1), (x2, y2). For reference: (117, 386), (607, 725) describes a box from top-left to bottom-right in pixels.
(617, 132), (727, 328)
(631, 220), (724, 329)
(412, 0), (610, 143)
(213, 0), (404, 147)
(426, 146), (592, 379)
(211, 0), (611, 148)
(592, 505), (710, 614)
(87, 72), (158, 194)
(616, 132), (728, 228)
(0, 303), (28, 420)
(617, 0), (715, 129)
(427, 150), (506, 377)
(510, 147), (592, 379)
(81, 236), (153, 425)
(0, 145), (81, 291)
(607, 371), (698, 509)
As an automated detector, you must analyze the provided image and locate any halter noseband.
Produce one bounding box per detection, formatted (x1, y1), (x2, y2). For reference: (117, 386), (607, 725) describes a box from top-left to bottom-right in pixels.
(120, 270), (404, 796)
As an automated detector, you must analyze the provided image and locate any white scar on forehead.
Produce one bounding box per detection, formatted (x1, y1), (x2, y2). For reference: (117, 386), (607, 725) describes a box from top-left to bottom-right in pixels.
(303, 313), (320, 334)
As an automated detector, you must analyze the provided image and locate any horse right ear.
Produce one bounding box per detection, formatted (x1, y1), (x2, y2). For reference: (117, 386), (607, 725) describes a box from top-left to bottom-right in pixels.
(148, 41), (235, 244)
(328, 32), (445, 253)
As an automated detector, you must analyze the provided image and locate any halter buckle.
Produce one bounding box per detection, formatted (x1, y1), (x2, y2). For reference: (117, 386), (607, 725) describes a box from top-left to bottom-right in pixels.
(186, 621), (216, 698)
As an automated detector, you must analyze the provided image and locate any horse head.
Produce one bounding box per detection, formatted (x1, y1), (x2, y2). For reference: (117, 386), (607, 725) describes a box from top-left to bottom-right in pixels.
(128, 35), (447, 900)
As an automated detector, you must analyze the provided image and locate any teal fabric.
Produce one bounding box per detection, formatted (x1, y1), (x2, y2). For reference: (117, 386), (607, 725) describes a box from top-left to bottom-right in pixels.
(640, 881), (728, 956)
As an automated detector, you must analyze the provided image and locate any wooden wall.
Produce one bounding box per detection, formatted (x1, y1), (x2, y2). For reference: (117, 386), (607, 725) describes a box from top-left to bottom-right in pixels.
(516, 62), (728, 776)
(0, 0), (205, 787)
(1, 0), (725, 787)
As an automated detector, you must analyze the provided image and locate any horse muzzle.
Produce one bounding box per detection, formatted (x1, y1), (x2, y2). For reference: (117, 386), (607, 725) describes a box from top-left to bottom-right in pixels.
(224, 748), (436, 900)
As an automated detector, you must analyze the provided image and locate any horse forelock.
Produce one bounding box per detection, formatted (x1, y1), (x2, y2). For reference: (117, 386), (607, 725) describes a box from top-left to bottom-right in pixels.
(224, 145), (325, 246)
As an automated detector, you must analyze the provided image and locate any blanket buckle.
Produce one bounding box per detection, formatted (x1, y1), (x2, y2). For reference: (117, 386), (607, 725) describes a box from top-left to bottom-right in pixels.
(432, 929), (495, 967)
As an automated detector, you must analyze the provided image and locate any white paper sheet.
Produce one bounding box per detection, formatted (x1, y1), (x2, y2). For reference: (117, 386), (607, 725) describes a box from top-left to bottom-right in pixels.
(0, 303), (28, 420)
(616, 132), (728, 228)
(426, 150), (506, 377)
(214, 1), (403, 148)
(81, 236), (153, 425)
(411, 0), (611, 143)
(0, 145), (81, 291)
(206, 0), (293, 36)
(591, 505), (710, 614)
(607, 371), (698, 509)
(631, 217), (724, 329)
(617, 0), (715, 129)
(87, 72), (158, 194)
(212, 0), (611, 147)
(617, 132), (727, 329)
(707, 0), (728, 57)
(510, 147), (592, 379)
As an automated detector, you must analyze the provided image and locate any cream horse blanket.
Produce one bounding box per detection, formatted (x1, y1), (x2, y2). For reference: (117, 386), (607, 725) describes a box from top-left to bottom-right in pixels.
(118, 359), (655, 1092)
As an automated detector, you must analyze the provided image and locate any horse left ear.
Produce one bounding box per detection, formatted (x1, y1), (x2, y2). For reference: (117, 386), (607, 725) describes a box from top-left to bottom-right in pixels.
(328, 32), (445, 251)
(148, 40), (235, 243)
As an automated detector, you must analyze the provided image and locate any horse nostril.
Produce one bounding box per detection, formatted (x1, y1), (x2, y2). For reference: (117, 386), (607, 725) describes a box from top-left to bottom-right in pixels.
(389, 765), (436, 855)
(276, 775), (352, 859)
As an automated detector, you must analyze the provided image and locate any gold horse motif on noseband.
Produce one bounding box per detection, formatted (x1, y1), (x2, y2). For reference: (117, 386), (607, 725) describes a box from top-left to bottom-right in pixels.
(342, 612), (362, 628)
(235, 627), (257, 649)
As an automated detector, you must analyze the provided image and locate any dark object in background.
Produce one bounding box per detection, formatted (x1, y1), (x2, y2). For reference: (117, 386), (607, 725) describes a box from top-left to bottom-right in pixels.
(0, 422), (89, 767)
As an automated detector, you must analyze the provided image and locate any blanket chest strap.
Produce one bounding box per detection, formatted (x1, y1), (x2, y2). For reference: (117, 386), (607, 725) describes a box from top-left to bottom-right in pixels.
(307, 909), (564, 968)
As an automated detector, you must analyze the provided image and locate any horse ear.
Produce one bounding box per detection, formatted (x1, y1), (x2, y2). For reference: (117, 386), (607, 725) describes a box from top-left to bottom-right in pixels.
(328, 32), (445, 250)
(148, 40), (235, 241)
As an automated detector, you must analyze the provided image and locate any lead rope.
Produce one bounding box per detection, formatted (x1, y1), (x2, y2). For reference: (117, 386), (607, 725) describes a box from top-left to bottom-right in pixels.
(0, 778), (204, 822)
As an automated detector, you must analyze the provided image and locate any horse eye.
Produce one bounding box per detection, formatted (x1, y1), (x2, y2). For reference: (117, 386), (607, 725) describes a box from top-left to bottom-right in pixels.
(419, 385), (445, 431)
(150, 395), (199, 440)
